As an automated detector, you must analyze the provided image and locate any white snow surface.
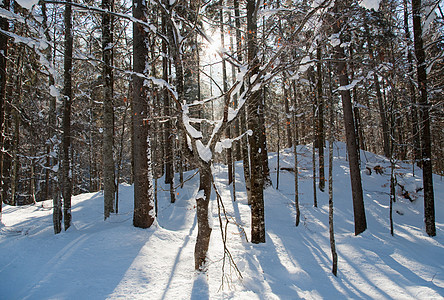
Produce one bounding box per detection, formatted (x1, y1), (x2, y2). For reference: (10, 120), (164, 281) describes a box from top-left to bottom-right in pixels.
(1, 142), (443, 299)
(15, 0), (38, 10)
(359, 0), (382, 11)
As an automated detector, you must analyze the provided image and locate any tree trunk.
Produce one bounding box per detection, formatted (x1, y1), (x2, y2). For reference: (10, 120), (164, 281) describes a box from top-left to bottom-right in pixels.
(234, 0), (251, 203)
(132, 0), (155, 228)
(292, 81), (300, 226)
(219, 1), (233, 186)
(403, 0), (421, 166)
(333, 2), (366, 235)
(412, 0), (436, 236)
(247, 0), (265, 244)
(194, 163), (212, 270)
(328, 63), (337, 275)
(317, 45), (325, 192)
(364, 17), (390, 158)
(62, 1), (73, 231)
(0, 0), (8, 215)
(161, 12), (175, 203)
(103, 0), (115, 219)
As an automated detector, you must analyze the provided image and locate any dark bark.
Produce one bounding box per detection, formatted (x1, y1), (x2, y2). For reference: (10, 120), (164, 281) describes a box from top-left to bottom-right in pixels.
(235, 0), (251, 203)
(0, 0), (9, 215)
(103, 0), (115, 219)
(327, 62), (337, 275)
(364, 17), (390, 158)
(317, 45), (325, 192)
(132, 0), (154, 228)
(162, 11), (175, 203)
(219, 1), (233, 186)
(332, 2), (366, 235)
(292, 81), (300, 227)
(247, 0), (265, 244)
(62, 1), (73, 231)
(194, 163), (212, 270)
(403, 0), (421, 166)
(412, 0), (435, 236)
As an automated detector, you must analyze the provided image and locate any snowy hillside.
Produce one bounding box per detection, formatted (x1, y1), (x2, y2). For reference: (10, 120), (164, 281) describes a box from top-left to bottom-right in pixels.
(1, 142), (443, 299)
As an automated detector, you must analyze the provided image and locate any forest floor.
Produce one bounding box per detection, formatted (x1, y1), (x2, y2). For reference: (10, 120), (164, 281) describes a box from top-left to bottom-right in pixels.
(1, 142), (443, 299)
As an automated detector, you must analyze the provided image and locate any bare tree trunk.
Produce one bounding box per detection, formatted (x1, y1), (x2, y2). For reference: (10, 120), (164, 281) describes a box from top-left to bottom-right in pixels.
(364, 17), (390, 158)
(317, 45), (325, 192)
(0, 0), (8, 216)
(132, 0), (155, 228)
(292, 81), (300, 226)
(219, 1), (233, 186)
(390, 159), (395, 236)
(103, 0), (115, 219)
(328, 62), (337, 275)
(247, 0), (265, 244)
(194, 163), (212, 270)
(234, 0), (251, 203)
(62, 1), (73, 231)
(412, 0), (435, 236)
(403, 0), (421, 166)
(333, 2), (366, 235)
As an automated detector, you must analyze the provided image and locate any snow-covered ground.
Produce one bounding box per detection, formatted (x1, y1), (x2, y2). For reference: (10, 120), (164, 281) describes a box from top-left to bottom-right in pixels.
(1, 142), (443, 299)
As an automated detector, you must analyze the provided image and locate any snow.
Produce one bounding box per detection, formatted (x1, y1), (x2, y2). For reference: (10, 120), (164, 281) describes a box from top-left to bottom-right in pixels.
(49, 85), (60, 98)
(196, 140), (212, 162)
(359, 0), (382, 11)
(1, 142), (443, 299)
(15, 0), (38, 10)
(329, 34), (341, 47)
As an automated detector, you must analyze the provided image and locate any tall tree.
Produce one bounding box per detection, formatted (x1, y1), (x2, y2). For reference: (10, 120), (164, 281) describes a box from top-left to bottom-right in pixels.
(412, 0), (435, 236)
(132, 0), (155, 228)
(332, 0), (366, 235)
(247, 0), (265, 244)
(62, 0), (73, 231)
(0, 0), (9, 218)
(316, 45), (325, 192)
(103, 0), (115, 219)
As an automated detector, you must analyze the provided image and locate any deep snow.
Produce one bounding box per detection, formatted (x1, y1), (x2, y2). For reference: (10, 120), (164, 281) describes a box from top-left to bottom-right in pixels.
(0, 142), (443, 299)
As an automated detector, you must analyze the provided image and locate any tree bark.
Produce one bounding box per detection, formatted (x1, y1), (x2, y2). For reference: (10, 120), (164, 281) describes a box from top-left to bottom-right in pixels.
(103, 0), (115, 219)
(0, 0), (8, 215)
(364, 17), (390, 158)
(62, 1), (73, 231)
(234, 0), (251, 203)
(403, 0), (421, 166)
(333, 1), (366, 235)
(317, 45), (325, 192)
(161, 13), (175, 203)
(328, 62), (337, 275)
(292, 81), (300, 227)
(194, 163), (212, 270)
(247, 0), (265, 244)
(132, 0), (155, 228)
(412, 0), (436, 236)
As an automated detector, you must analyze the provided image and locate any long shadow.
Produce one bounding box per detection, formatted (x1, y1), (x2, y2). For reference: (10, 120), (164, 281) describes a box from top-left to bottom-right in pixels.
(160, 213), (198, 300)
(0, 187), (157, 300)
(190, 272), (209, 300)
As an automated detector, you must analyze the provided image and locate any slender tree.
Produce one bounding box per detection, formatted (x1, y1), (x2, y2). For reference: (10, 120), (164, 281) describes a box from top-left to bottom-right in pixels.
(62, 0), (73, 231)
(412, 0), (436, 236)
(103, 0), (115, 219)
(332, 0), (366, 235)
(247, 0), (265, 244)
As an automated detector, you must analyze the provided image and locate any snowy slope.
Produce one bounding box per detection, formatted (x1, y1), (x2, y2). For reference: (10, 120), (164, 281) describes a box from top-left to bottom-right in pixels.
(0, 142), (443, 299)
